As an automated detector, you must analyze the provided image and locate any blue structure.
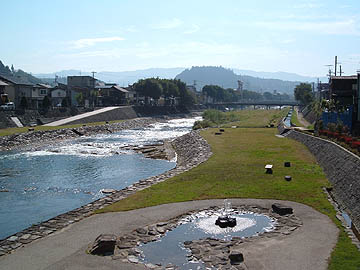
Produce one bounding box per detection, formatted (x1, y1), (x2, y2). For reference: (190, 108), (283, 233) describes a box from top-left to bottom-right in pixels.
(321, 106), (353, 130)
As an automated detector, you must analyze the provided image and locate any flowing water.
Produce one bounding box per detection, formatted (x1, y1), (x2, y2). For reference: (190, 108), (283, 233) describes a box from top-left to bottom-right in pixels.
(0, 117), (201, 240)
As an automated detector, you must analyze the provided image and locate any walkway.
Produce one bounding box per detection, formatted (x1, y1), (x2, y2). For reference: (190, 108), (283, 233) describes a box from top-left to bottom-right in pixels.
(295, 106), (312, 128)
(43, 107), (120, 126)
(0, 199), (338, 270)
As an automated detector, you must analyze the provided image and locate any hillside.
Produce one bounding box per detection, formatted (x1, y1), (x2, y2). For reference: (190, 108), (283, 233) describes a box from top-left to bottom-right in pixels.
(35, 68), (185, 86)
(0, 60), (42, 84)
(175, 66), (301, 95)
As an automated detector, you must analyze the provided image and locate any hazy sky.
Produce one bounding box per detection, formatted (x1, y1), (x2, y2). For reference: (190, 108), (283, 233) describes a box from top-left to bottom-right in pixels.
(1, 0), (360, 76)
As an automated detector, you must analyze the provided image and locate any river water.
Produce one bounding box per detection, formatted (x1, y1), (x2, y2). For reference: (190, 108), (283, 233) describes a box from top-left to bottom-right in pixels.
(0, 117), (200, 240)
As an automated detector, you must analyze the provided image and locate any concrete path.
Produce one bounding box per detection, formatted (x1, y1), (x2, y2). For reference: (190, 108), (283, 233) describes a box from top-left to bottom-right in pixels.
(43, 107), (120, 126)
(295, 107), (312, 128)
(0, 199), (338, 270)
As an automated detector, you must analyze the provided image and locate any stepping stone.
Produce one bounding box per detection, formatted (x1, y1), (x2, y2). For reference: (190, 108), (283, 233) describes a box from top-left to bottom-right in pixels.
(272, 203), (293, 215)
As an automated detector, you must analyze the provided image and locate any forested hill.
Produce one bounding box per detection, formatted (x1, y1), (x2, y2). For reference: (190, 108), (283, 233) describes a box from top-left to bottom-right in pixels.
(0, 60), (42, 84)
(175, 66), (300, 94)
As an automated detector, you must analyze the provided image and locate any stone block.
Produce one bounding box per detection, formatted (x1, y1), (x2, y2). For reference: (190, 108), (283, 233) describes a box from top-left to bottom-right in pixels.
(229, 250), (244, 265)
(272, 203), (293, 215)
(88, 234), (117, 256)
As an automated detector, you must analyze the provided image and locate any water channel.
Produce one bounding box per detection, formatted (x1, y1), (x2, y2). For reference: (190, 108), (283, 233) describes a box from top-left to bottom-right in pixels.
(0, 117), (200, 240)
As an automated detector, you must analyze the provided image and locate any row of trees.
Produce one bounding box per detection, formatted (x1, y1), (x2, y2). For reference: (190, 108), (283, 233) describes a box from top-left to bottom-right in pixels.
(133, 78), (196, 106)
(202, 85), (291, 103)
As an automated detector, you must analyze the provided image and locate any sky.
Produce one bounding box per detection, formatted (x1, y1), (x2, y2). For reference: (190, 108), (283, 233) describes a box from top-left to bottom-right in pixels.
(1, 0), (360, 77)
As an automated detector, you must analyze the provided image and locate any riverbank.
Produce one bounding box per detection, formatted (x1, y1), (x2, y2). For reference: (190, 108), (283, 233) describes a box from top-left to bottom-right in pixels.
(0, 129), (212, 255)
(98, 126), (360, 269)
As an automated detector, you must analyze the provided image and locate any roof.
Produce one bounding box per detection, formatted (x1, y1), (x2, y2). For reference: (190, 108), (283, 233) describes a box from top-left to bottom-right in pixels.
(331, 75), (357, 80)
(0, 74), (34, 86)
(35, 83), (52, 88)
(96, 85), (129, 93)
(0, 79), (9, 86)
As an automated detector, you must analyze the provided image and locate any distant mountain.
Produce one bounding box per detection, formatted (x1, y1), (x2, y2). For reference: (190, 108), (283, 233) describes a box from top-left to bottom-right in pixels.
(175, 66), (301, 94)
(35, 68), (186, 86)
(233, 69), (328, 83)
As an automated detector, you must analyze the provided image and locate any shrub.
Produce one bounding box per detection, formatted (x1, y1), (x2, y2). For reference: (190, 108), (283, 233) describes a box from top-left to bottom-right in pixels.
(193, 120), (214, 130)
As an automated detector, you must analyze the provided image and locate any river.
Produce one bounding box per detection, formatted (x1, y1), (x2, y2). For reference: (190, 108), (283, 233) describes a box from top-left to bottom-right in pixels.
(0, 117), (200, 240)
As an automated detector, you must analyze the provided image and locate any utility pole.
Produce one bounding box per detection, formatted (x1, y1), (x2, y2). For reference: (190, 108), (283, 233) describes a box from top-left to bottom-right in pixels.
(334, 56), (338, 76)
(91, 71), (97, 108)
(339, 65), (343, 76)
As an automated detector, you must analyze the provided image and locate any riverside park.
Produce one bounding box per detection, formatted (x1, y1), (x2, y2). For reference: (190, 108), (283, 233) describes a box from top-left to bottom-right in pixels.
(0, 108), (359, 270)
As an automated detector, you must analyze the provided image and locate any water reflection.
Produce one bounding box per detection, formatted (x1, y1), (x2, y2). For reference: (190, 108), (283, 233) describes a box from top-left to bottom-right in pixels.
(0, 117), (200, 239)
(139, 211), (275, 269)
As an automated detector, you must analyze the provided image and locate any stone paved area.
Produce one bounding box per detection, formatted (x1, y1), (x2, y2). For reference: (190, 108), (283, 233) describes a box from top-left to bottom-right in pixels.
(0, 199), (338, 270)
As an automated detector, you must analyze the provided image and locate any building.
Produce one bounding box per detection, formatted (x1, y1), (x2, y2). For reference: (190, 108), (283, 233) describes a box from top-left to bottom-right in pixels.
(31, 83), (52, 109)
(329, 75), (357, 106)
(67, 76), (98, 107)
(96, 84), (130, 105)
(322, 74), (360, 134)
(0, 74), (34, 109)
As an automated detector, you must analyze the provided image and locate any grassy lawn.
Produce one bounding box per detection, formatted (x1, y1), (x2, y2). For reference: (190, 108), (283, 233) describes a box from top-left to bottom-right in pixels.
(221, 108), (289, 128)
(97, 126), (360, 269)
(291, 109), (303, 127)
(194, 108), (289, 129)
(0, 119), (125, 137)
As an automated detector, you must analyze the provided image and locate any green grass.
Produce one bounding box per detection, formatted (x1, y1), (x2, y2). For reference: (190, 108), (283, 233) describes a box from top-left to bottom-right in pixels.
(0, 119), (125, 137)
(97, 127), (360, 269)
(194, 108), (289, 130)
(291, 109), (303, 127)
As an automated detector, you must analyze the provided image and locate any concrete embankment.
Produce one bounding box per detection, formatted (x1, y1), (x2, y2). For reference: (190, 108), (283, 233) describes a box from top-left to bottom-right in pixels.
(278, 124), (360, 233)
(47, 106), (191, 126)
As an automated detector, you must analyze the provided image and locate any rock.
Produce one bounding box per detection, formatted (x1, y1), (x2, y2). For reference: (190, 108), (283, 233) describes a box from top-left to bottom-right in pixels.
(229, 251), (244, 265)
(272, 203), (293, 215)
(156, 227), (166, 234)
(7, 236), (18, 242)
(136, 227), (148, 234)
(128, 255), (139, 263)
(20, 234), (31, 240)
(88, 234), (117, 255)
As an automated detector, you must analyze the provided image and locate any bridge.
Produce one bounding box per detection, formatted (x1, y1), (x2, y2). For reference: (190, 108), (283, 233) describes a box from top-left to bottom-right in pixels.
(206, 100), (300, 109)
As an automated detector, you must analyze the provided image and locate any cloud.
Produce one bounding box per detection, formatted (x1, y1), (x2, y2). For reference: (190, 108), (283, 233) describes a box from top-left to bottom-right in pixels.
(152, 18), (183, 29)
(184, 24), (200, 34)
(71, 36), (125, 49)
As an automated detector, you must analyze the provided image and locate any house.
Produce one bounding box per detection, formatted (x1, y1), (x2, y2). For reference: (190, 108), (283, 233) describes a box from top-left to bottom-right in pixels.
(329, 75), (357, 106)
(31, 83), (52, 109)
(0, 79), (10, 104)
(0, 74), (34, 109)
(96, 84), (129, 105)
(67, 76), (97, 107)
(322, 74), (360, 134)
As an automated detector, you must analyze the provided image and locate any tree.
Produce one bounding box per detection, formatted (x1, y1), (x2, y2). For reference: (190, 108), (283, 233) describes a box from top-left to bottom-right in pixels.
(11, 64), (15, 74)
(75, 92), (84, 105)
(20, 97), (28, 109)
(294, 83), (313, 105)
(61, 97), (70, 107)
(42, 96), (51, 110)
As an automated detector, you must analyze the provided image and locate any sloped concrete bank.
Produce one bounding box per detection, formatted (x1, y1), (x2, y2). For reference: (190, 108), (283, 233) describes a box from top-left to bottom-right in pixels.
(279, 127), (360, 233)
(0, 130), (212, 256)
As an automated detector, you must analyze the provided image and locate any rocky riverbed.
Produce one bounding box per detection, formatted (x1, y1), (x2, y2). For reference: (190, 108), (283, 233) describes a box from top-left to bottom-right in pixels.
(0, 117), (160, 152)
